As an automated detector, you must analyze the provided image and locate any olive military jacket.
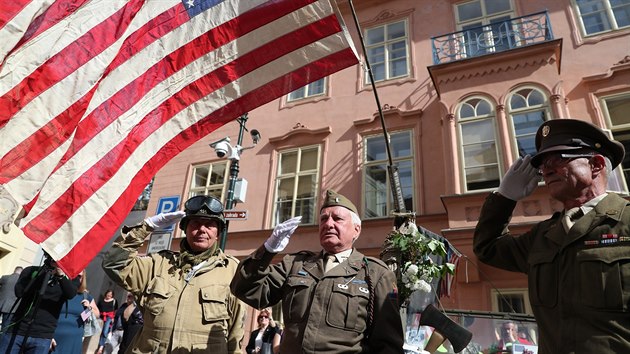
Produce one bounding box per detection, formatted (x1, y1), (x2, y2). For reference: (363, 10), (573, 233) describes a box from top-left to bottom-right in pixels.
(230, 246), (404, 354)
(103, 224), (245, 354)
(474, 192), (630, 354)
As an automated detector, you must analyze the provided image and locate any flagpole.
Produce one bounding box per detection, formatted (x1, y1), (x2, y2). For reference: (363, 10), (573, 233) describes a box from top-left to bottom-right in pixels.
(346, 0), (407, 221)
(345, 0), (463, 259)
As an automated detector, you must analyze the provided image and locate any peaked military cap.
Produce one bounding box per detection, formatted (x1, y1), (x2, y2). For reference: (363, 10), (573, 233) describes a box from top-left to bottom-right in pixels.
(320, 189), (358, 214)
(531, 119), (625, 169)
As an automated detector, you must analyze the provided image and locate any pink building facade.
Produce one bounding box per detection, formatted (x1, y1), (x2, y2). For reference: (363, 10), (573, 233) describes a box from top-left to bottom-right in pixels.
(143, 0), (630, 346)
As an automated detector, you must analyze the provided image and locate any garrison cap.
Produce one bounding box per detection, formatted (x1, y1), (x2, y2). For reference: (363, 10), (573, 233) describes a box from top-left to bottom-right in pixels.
(531, 119), (625, 168)
(320, 190), (358, 215)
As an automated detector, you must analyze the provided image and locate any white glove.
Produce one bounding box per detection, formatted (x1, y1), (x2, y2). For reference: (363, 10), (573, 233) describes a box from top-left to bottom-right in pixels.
(497, 155), (540, 201)
(264, 216), (302, 253)
(145, 210), (186, 229)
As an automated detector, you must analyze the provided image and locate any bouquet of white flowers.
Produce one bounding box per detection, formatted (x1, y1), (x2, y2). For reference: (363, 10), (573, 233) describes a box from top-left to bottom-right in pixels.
(385, 221), (455, 307)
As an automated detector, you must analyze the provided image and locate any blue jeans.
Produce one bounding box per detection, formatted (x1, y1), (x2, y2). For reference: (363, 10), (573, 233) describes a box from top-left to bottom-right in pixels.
(0, 333), (51, 354)
(99, 317), (113, 347)
(0, 313), (13, 333)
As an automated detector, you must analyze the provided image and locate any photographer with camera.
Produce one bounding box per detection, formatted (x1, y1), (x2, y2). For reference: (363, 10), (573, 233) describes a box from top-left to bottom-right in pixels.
(0, 256), (80, 354)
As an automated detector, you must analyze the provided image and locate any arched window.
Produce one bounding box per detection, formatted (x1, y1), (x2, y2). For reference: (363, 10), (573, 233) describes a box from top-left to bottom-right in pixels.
(508, 87), (549, 156)
(457, 97), (500, 191)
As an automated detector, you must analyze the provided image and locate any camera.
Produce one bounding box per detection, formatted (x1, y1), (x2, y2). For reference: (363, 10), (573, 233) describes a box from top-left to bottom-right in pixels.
(214, 141), (230, 158)
(209, 137), (233, 159)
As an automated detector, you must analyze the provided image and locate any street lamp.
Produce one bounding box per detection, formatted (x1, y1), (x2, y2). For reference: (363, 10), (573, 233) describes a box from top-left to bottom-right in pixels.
(209, 113), (260, 250)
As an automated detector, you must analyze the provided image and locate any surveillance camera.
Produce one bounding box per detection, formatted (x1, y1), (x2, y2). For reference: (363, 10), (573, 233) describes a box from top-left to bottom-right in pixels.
(209, 137), (240, 160)
(250, 129), (261, 145)
(214, 141), (230, 158)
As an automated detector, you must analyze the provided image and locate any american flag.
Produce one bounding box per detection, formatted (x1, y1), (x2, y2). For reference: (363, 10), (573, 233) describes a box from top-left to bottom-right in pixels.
(0, 0), (358, 277)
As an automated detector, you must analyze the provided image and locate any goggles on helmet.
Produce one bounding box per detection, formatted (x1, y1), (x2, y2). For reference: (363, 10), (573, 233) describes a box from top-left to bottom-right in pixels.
(184, 195), (224, 214)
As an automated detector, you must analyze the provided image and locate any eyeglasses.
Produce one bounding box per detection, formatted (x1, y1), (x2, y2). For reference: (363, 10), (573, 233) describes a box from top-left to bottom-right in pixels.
(184, 195), (224, 214)
(539, 153), (595, 172)
(258, 316), (269, 320)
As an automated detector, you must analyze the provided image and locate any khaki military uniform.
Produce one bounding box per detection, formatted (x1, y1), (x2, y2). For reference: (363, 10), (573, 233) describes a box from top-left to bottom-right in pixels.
(230, 246), (404, 354)
(103, 224), (245, 354)
(474, 192), (630, 354)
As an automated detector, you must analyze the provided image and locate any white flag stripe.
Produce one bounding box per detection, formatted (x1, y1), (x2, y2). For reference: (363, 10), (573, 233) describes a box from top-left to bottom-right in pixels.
(0, 0), (127, 96)
(0, 0), (56, 64)
(40, 33), (350, 258)
(20, 1), (337, 213)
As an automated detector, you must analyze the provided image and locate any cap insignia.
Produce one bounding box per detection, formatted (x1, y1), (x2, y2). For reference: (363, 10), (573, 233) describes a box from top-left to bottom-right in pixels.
(542, 125), (550, 137)
(334, 197), (340, 202)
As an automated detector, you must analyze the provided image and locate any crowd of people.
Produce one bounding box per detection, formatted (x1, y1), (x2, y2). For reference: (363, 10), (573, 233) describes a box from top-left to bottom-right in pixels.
(1, 118), (629, 354)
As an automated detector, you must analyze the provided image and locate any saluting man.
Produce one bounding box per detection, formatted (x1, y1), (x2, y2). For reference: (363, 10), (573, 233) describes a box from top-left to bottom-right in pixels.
(230, 190), (404, 354)
(103, 195), (245, 354)
(474, 118), (630, 353)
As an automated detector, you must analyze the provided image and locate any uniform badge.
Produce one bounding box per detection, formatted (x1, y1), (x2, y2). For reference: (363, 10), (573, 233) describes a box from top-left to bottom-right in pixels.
(584, 240), (599, 246)
(600, 233), (619, 244)
(542, 125), (550, 137)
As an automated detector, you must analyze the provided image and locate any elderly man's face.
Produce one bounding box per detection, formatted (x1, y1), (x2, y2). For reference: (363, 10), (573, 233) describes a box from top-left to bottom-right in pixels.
(539, 153), (604, 203)
(319, 206), (360, 253)
(185, 218), (219, 252)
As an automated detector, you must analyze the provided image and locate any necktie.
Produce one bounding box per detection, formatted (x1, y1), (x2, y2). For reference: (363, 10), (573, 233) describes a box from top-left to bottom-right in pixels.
(324, 254), (338, 273)
(562, 207), (583, 233)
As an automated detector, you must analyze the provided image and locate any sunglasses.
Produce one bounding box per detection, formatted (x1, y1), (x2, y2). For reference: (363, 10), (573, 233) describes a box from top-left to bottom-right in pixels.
(538, 153), (595, 172)
(185, 195), (224, 214)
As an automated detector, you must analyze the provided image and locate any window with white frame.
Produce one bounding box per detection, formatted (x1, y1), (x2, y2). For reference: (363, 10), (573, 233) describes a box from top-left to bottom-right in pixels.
(273, 146), (321, 226)
(573, 0), (630, 36)
(458, 97), (500, 191)
(287, 78), (326, 101)
(601, 92), (630, 191)
(189, 162), (229, 200)
(508, 87), (549, 157)
(363, 130), (413, 218)
(455, 0), (516, 57)
(365, 19), (409, 83)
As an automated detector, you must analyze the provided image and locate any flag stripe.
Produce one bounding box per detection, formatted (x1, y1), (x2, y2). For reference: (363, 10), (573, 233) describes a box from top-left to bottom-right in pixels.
(24, 17), (345, 240)
(0, 0), (32, 31)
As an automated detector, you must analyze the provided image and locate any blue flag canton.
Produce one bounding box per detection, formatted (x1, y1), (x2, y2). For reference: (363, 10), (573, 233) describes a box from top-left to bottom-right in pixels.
(182, 0), (225, 17)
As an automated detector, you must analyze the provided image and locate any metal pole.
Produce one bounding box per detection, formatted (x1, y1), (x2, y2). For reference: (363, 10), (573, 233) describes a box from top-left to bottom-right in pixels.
(219, 113), (248, 250)
(347, 0), (406, 215)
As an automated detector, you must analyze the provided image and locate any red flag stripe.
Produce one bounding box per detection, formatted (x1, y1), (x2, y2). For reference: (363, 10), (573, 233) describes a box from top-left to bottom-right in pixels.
(24, 21), (346, 241)
(0, 0), (143, 128)
(0, 0), (32, 31)
(45, 48), (358, 277)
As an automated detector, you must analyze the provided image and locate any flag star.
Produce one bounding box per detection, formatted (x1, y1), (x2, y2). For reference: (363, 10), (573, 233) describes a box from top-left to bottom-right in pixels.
(187, 0), (195, 8)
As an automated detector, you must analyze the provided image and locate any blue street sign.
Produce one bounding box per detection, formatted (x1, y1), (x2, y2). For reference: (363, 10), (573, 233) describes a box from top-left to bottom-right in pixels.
(156, 195), (181, 231)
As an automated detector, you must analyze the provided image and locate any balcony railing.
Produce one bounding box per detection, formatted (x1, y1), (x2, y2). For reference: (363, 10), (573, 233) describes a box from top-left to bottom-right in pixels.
(431, 11), (554, 65)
